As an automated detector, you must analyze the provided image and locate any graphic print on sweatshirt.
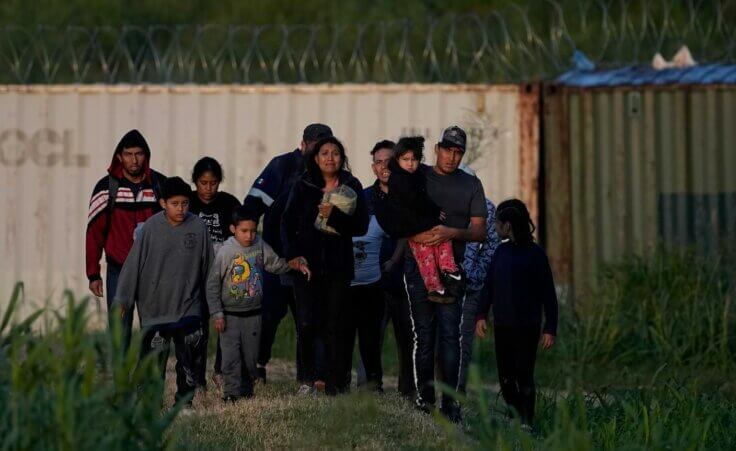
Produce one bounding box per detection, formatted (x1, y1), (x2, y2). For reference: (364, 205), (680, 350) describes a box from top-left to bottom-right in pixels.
(228, 253), (264, 301)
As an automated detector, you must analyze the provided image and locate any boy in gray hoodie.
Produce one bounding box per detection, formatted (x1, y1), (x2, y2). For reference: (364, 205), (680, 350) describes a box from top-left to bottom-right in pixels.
(114, 176), (214, 405)
(207, 206), (310, 401)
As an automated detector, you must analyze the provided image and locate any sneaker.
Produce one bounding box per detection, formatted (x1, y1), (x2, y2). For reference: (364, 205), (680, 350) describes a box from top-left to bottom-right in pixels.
(297, 384), (317, 396)
(441, 271), (465, 298)
(178, 405), (196, 417)
(255, 365), (267, 385)
(414, 398), (432, 414)
(211, 372), (224, 390)
(428, 290), (455, 304)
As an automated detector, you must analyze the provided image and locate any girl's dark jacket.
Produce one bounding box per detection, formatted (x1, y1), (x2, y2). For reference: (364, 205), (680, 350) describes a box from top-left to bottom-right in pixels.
(374, 160), (441, 239)
(281, 168), (369, 280)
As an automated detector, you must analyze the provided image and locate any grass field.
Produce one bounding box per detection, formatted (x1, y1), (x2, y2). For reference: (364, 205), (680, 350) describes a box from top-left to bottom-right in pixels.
(2, 249), (736, 449)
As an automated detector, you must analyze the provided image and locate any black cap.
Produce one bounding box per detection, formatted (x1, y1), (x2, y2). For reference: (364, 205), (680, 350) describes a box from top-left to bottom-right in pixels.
(161, 176), (191, 200)
(303, 123), (333, 142)
(438, 125), (467, 151)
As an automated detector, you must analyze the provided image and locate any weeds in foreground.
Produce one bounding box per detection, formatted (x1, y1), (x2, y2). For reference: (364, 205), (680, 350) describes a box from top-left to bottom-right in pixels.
(0, 283), (180, 450)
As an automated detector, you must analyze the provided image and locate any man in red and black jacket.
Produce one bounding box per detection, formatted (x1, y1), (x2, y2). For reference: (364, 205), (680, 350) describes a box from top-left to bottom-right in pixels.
(86, 129), (166, 347)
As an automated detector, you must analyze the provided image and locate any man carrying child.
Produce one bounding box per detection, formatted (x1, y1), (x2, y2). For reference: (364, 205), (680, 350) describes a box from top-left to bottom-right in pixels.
(403, 126), (488, 422)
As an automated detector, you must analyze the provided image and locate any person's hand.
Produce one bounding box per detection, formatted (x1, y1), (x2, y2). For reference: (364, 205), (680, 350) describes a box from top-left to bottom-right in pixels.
(214, 317), (226, 333)
(475, 319), (488, 338)
(318, 202), (334, 219)
(299, 262), (312, 281)
(381, 260), (395, 273)
(89, 280), (103, 298)
(410, 230), (435, 244)
(423, 225), (455, 246)
(289, 257), (312, 281)
(541, 333), (555, 349)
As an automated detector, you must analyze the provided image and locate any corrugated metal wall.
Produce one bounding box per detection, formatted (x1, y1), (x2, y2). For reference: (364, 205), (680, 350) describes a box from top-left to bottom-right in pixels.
(544, 84), (736, 295)
(0, 84), (537, 317)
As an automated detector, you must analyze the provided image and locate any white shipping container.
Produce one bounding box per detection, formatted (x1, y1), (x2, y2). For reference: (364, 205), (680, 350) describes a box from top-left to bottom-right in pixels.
(0, 83), (537, 321)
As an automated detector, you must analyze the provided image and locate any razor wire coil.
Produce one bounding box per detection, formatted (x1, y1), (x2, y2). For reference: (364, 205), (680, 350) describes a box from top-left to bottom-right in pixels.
(1, 0), (734, 84)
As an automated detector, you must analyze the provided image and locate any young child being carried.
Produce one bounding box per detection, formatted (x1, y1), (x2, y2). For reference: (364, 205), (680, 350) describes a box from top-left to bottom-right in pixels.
(383, 136), (462, 303)
(206, 205), (310, 402)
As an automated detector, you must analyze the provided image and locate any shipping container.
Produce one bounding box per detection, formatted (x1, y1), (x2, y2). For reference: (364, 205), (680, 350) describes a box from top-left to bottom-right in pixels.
(0, 83), (539, 319)
(544, 72), (736, 296)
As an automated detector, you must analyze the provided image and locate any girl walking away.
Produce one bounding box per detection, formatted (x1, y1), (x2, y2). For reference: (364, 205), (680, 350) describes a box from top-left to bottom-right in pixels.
(475, 199), (558, 427)
(282, 136), (369, 396)
(189, 157), (241, 391)
(375, 136), (462, 303)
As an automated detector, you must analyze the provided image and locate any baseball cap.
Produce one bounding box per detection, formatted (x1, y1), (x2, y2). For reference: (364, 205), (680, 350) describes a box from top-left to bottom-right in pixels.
(303, 123), (333, 142)
(438, 125), (467, 151)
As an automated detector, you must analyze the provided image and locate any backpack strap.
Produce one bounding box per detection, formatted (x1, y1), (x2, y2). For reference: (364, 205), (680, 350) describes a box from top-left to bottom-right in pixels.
(150, 171), (166, 201)
(103, 175), (120, 240)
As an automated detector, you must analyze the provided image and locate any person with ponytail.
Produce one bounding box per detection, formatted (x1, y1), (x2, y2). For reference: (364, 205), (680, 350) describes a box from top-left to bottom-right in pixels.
(475, 198), (558, 427)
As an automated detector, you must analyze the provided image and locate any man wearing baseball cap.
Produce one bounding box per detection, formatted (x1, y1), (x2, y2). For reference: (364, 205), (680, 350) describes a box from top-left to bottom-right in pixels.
(243, 123), (333, 386)
(404, 125), (488, 422)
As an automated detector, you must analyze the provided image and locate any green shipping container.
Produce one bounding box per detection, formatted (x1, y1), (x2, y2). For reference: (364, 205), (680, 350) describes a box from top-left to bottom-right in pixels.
(543, 84), (736, 297)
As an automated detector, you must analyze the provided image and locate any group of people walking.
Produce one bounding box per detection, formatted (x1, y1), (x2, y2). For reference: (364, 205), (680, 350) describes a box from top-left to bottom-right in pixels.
(85, 123), (558, 425)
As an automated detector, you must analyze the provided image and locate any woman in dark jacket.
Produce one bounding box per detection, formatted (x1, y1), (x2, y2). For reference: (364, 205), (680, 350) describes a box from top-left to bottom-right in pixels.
(282, 136), (369, 396)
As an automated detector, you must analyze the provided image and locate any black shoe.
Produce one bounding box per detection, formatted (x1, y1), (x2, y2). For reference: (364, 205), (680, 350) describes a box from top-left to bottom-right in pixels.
(441, 401), (463, 424)
(256, 365), (267, 384)
(441, 270), (465, 299)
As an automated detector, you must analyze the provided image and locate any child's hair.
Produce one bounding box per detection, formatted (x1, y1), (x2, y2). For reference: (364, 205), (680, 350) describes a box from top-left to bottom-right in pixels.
(231, 205), (259, 228)
(496, 199), (536, 245)
(394, 136), (425, 161)
(161, 176), (192, 200)
(192, 156), (224, 183)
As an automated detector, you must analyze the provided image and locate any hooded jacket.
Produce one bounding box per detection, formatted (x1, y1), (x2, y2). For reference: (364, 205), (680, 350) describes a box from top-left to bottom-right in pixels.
(373, 160), (441, 239)
(281, 168), (369, 280)
(85, 130), (166, 281)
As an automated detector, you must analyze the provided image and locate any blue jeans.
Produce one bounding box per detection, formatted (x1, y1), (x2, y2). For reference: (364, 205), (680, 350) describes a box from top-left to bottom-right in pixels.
(106, 261), (134, 351)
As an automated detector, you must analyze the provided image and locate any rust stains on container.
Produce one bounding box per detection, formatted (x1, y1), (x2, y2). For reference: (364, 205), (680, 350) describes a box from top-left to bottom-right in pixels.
(544, 84), (736, 297)
(518, 83), (541, 231)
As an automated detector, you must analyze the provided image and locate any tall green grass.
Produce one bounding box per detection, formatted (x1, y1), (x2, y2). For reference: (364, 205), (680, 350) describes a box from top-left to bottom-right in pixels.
(461, 366), (736, 450)
(460, 250), (736, 449)
(536, 249), (735, 386)
(0, 283), (180, 450)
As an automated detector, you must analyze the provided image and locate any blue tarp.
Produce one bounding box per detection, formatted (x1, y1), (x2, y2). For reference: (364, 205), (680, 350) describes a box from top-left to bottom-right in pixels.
(557, 63), (736, 87)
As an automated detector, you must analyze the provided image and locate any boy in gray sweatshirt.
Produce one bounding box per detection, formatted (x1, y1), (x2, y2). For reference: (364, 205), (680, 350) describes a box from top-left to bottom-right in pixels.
(207, 206), (310, 401)
(114, 176), (214, 405)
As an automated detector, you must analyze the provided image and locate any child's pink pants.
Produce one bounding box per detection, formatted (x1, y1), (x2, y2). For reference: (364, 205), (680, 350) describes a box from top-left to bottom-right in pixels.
(408, 240), (458, 293)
